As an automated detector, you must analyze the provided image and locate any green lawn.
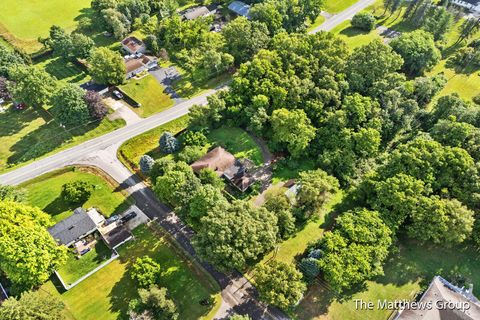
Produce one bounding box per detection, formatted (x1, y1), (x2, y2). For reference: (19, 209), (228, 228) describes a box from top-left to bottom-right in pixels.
(331, 20), (382, 50)
(57, 241), (113, 285)
(0, 105), (125, 174)
(0, 0), (92, 53)
(307, 15), (326, 32)
(35, 56), (90, 84)
(43, 224), (221, 320)
(324, 0), (359, 13)
(171, 65), (232, 98)
(20, 167), (132, 222)
(119, 75), (175, 118)
(118, 116), (190, 172)
(295, 237), (480, 320)
(206, 127), (264, 166)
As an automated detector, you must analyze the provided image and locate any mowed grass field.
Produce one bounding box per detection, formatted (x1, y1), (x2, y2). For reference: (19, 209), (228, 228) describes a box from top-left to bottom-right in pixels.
(119, 75), (175, 118)
(20, 166), (132, 222)
(42, 224), (221, 320)
(0, 0), (91, 52)
(0, 105), (125, 174)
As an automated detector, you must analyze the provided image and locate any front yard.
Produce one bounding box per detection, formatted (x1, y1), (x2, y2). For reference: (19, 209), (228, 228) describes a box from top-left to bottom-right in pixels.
(118, 75), (175, 118)
(42, 224), (221, 320)
(20, 166), (133, 222)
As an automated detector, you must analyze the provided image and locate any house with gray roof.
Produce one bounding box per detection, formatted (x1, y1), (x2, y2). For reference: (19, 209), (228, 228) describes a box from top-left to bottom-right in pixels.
(48, 208), (97, 247)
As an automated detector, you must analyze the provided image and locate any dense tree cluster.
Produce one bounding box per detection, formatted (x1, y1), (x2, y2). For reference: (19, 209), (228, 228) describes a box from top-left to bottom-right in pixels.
(42, 25), (95, 60)
(0, 201), (67, 291)
(128, 285), (178, 320)
(0, 290), (65, 320)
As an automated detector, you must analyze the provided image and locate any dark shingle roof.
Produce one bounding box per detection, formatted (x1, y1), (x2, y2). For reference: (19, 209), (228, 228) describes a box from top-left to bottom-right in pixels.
(48, 208), (97, 246)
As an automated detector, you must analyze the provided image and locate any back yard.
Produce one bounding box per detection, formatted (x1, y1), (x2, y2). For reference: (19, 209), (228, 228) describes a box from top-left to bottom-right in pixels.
(0, 0), (91, 53)
(20, 166), (132, 222)
(0, 105), (125, 174)
(42, 224), (221, 320)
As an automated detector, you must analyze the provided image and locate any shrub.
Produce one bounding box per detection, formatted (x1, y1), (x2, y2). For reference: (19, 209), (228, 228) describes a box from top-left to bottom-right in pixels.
(130, 256), (161, 288)
(84, 90), (108, 120)
(159, 132), (180, 154)
(198, 168), (225, 189)
(299, 257), (321, 282)
(473, 94), (480, 105)
(351, 12), (376, 31)
(139, 155), (155, 174)
(183, 130), (208, 147)
(61, 181), (93, 204)
(176, 146), (205, 163)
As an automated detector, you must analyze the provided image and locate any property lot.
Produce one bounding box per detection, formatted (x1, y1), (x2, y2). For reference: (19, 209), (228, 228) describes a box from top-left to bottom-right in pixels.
(0, 0), (91, 53)
(20, 166), (133, 222)
(43, 224), (221, 320)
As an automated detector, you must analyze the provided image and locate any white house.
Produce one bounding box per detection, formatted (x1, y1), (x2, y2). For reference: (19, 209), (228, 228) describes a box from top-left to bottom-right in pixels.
(125, 55), (158, 79)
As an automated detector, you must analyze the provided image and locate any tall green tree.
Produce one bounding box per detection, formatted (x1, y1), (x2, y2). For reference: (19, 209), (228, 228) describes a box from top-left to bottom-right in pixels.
(8, 65), (56, 108)
(194, 200), (278, 270)
(53, 84), (91, 126)
(0, 201), (67, 291)
(254, 261), (306, 310)
(88, 47), (126, 85)
(390, 30), (441, 76)
(296, 169), (339, 218)
(270, 108), (316, 157)
(0, 290), (65, 320)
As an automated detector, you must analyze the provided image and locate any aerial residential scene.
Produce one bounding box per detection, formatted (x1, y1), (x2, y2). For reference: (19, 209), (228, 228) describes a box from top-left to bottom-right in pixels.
(1, 0), (480, 319)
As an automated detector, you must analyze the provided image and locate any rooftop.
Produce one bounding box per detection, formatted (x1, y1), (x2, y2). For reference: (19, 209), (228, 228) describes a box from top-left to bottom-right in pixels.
(183, 6), (210, 20)
(228, 1), (251, 18)
(191, 147), (236, 173)
(121, 36), (144, 53)
(48, 208), (97, 246)
(396, 276), (480, 320)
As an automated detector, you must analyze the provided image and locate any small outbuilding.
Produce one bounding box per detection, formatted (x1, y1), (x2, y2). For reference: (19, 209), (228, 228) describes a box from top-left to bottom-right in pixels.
(228, 1), (251, 18)
(182, 6), (211, 20)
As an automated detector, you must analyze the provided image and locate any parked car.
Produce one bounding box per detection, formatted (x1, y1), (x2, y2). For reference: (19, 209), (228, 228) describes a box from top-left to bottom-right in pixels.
(113, 90), (123, 99)
(121, 212), (137, 223)
(105, 215), (120, 226)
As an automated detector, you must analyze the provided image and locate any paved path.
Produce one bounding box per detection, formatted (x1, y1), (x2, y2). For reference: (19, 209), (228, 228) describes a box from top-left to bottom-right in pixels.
(105, 97), (142, 125)
(309, 0), (376, 33)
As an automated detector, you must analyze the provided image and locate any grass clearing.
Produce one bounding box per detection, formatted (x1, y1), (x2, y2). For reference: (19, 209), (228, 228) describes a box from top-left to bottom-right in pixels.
(324, 0), (359, 13)
(43, 224), (221, 320)
(119, 75), (175, 118)
(206, 127), (264, 166)
(20, 166), (132, 222)
(331, 20), (382, 50)
(295, 237), (480, 320)
(0, 0), (92, 53)
(307, 15), (326, 32)
(0, 105), (125, 174)
(57, 241), (113, 286)
(35, 56), (90, 84)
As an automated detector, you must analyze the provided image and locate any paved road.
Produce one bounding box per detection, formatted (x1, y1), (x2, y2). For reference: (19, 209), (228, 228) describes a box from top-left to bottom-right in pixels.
(309, 0), (376, 33)
(0, 91), (214, 186)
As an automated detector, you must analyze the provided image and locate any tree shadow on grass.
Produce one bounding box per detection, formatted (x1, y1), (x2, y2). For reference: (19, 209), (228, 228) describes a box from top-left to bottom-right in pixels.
(41, 56), (88, 83)
(43, 195), (74, 218)
(0, 106), (38, 137)
(340, 26), (372, 37)
(108, 268), (135, 319)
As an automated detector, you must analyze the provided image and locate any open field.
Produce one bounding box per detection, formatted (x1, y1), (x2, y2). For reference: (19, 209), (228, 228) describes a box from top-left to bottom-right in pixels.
(295, 237), (480, 320)
(43, 224), (221, 320)
(57, 241), (113, 285)
(0, 0), (91, 53)
(20, 166), (133, 222)
(0, 105), (125, 174)
(324, 0), (360, 13)
(119, 75), (175, 118)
